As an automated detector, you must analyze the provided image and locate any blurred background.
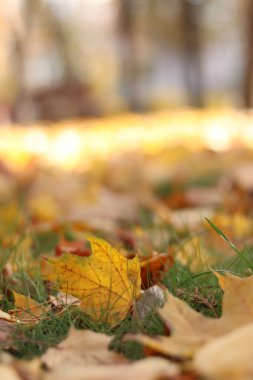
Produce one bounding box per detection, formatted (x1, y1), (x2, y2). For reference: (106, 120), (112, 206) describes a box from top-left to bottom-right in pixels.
(0, 0), (252, 124)
(2, 0), (253, 282)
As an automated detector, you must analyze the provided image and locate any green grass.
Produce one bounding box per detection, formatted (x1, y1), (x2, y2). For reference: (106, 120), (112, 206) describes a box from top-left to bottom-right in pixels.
(153, 172), (221, 199)
(7, 302), (165, 360)
(0, 212), (252, 361)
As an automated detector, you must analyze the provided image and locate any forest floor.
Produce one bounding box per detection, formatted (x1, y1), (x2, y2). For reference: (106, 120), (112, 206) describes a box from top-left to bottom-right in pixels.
(1, 141), (253, 380)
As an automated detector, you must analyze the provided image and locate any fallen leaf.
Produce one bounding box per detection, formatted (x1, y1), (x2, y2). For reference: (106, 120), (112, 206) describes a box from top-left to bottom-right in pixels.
(0, 353), (41, 380)
(13, 359), (41, 380)
(194, 323), (253, 380)
(55, 240), (91, 257)
(43, 357), (179, 380)
(127, 273), (253, 359)
(0, 365), (21, 380)
(65, 188), (139, 233)
(160, 272), (253, 337)
(0, 310), (15, 322)
(13, 292), (49, 323)
(49, 292), (80, 309)
(126, 332), (201, 359)
(162, 190), (188, 209)
(140, 252), (172, 289)
(53, 235), (141, 326)
(42, 327), (128, 370)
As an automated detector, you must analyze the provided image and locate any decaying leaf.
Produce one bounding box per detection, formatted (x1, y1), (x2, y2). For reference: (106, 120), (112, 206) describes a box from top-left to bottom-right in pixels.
(140, 252), (172, 289)
(194, 323), (253, 380)
(44, 357), (179, 380)
(42, 327), (129, 370)
(53, 235), (141, 326)
(127, 272), (253, 359)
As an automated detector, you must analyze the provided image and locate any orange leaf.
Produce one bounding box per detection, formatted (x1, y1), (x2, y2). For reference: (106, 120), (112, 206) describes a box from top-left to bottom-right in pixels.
(13, 292), (48, 322)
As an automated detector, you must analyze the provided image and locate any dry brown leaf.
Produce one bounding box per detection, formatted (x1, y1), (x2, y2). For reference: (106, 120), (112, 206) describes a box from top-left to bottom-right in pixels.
(42, 327), (128, 370)
(194, 323), (253, 380)
(55, 240), (91, 257)
(43, 357), (179, 380)
(140, 252), (173, 289)
(49, 292), (80, 309)
(127, 273), (253, 359)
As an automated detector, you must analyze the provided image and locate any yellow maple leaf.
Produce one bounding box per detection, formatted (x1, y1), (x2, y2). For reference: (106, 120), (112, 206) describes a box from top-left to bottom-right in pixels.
(52, 235), (141, 326)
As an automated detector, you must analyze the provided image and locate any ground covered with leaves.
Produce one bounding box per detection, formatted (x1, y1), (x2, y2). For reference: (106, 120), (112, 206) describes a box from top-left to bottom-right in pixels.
(1, 143), (253, 379)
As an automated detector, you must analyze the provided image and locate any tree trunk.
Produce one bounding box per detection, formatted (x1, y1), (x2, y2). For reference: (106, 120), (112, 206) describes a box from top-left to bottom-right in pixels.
(243, 0), (253, 108)
(181, 0), (204, 107)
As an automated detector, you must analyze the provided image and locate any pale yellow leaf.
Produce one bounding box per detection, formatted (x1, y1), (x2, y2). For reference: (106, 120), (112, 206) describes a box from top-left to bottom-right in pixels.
(44, 357), (179, 380)
(195, 323), (253, 380)
(128, 273), (253, 359)
(0, 365), (20, 380)
(42, 327), (128, 370)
